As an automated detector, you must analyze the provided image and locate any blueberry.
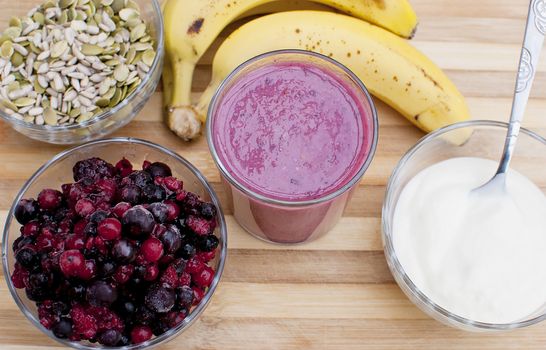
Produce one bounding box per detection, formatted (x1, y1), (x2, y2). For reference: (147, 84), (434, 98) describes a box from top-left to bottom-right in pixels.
(86, 281), (118, 306)
(26, 286), (49, 301)
(12, 236), (34, 252)
(15, 245), (39, 269)
(198, 235), (219, 252)
(145, 284), (175, 313)
(14, 199), (39, 224)
(158, 225), (182, 254)
(67, 283), (87, 301)
(98, 329), (121, 346)
(176, 286), (194, 308)
(128, 171), (153, 189)
(178, 244), (196, 260)
(144, 162), (172, 178)
(142, 184), (166, 203)
(122, 205), (155, 236)
(73, 157), (115, 182)
(120, 185), (142, 204)
(99, 259), (117, 277)
(116, 300), (136, 318)
(112, 239), (136, 264)
(89, 210), (109, 224)
(135, 306), (156, 325)
(148, 202), (169, 223)
(53, 317), (73, 339)
(200, 202), (217, 219)
(28, 271), (54, 290)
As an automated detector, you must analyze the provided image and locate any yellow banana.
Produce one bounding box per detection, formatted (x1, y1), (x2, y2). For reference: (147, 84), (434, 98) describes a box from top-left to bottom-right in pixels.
(162, 0), (418, 140)
(194, 11), (469, 135)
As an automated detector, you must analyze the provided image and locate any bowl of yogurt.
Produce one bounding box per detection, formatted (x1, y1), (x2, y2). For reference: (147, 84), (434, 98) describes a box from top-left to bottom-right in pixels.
(207, 50), (377, 244)
(383, 120), (546, 331)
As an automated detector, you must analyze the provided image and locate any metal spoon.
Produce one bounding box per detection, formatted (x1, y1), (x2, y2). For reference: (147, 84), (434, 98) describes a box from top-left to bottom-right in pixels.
(474, 0), (546, 193)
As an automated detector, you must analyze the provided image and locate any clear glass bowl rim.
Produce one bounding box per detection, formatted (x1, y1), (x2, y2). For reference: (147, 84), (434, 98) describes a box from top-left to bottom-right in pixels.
(206, 49), (379, 208)
(382, 119), (546, 331)
(0, 0), (164, 133)
(1, 137), (228, 349)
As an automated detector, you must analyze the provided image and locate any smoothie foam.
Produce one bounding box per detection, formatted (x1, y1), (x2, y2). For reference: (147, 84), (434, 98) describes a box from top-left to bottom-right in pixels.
(212, 61), (373, 202)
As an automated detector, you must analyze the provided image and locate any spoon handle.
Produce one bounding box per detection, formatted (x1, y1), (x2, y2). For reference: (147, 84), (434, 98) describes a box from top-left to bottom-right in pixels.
(498, 0), (546, 174)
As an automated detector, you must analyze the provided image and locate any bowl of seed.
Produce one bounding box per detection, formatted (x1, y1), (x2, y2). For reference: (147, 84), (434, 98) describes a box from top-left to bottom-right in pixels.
(0, 0), (163, 144)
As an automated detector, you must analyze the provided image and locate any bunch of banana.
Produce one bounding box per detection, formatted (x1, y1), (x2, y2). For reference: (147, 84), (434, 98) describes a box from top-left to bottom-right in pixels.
(162, 0), (419, 140)
(193, 11), (470, 135)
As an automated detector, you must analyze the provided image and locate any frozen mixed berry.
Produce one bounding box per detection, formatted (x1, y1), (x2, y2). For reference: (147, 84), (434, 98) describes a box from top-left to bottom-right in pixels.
(10, 157), (220, 345)
(97, 218), (122, 241)
(37, 189), (63, 210)
(14, 199), (39, 224)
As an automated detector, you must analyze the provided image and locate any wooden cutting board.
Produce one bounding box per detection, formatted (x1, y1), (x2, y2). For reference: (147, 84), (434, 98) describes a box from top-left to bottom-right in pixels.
(1, 0), (545, 348)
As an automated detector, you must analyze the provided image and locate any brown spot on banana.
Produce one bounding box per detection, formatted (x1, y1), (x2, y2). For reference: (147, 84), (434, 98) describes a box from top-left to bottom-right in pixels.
(187, 18), (204, 35)
(420, 68), (443, 91)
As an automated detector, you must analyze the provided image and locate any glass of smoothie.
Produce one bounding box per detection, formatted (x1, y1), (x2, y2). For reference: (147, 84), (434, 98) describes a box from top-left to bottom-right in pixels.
(207, 50), (378, 244)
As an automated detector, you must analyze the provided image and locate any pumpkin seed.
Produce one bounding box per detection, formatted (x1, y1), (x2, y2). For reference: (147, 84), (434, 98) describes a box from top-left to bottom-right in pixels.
(4, 27), (21, 40)
(119, 8), (139, 22)
(142, 49), (155, 66)
(51, 40), (68, 58)
(43, 107), (58, 125)
(113, 64), (128, 82)
(81, 43), (103, 55)
(1, 41), (13, 59)
(14, 97), (35, 107)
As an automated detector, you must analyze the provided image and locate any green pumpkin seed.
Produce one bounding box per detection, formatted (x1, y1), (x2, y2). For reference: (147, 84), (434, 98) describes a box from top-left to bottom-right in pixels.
(111, 0), (125, 13)
(32, 12), (45, 25)
(103, 86), (116, 100)
(142, 49), (155, 66)
(43, 0), (57, 9)
(7, 81), (20, 93)
(9, 17), (21, 28)
(76, 112), (94, 123)
(51, 40), (68, 58)
(113, 64), (129, 82)
(81, 44), (104, 55)
(10, 52), (23, 66)
(43, 108), (58, 125)
(59, 0), (75, 8)
(130, 23), (146, 42)
(126, 0), (139, 11)
(69, 108), (81, 118)
(4, 27), (21, 40)
(1, 99), (18, 111)
(14, 97), (35, 107)
(1, 41), (14, 59)
(96, 97), (110, 108)
(34, 79), (45, 94)
(108, 88), (122, 107)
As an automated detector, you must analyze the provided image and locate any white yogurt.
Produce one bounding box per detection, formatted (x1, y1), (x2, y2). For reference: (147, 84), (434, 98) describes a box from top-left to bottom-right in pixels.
(393, 157), (546, 324)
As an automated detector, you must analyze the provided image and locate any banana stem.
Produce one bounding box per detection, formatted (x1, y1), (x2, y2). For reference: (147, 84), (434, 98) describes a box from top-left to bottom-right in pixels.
(170, 60), (195, 107)
(196, 81), (220, 123)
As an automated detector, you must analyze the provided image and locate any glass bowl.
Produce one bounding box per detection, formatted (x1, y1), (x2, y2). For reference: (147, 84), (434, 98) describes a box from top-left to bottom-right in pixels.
(0, 0), (164, 144)
(207, 50), (378, 244)
(382, 120), (546, 331)
(1, 138), (227, 349)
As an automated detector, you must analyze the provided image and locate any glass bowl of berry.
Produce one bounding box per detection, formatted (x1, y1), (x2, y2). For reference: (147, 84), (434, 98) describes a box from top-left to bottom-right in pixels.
(1, 137), (227, 349)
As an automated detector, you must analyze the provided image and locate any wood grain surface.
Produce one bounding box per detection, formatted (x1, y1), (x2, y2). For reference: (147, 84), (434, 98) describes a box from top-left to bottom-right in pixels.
(1, 0), (545, 349)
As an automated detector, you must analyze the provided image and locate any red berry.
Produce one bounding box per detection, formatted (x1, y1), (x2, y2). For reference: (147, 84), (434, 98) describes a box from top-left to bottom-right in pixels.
(37, 189), (63, 210)
(143, 264), (159, 281)
(66, 234), (85, 250)
(75, 198), (95, 217)
(115, 158), (133, 177)
(97, 218), (122, 240)
(11, 264), (29, 289)
(185, 258), (204, 274)
(164, 177), (182, 191)
(186, 215), (211, 235)
(70, 304), (98, 340)
(178, 272), (191, 287)
(193, 265), (215, 288)
(142, 160), (151, 170)
(73, 219), (88, 235)
(163, 200), (180, 222)
(192, 287), (205, 305)
(112, 202), (131, 218)
(160, 265), (179, 289)
(141, 237), (164, 262)
(131, 325), (152, 344)
(79, 260), (97, 280)
(22, 221), (40, 237)
(113, 265), (134, 284)
(196, 251), (216, 263)
(94, 179), (117, 202)
(175, 191), (187, 202)
(59, 250), (85, 277)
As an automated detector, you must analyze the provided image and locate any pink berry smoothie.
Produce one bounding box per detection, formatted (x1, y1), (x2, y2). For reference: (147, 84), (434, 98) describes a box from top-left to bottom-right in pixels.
(209, 52), (377, 243)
